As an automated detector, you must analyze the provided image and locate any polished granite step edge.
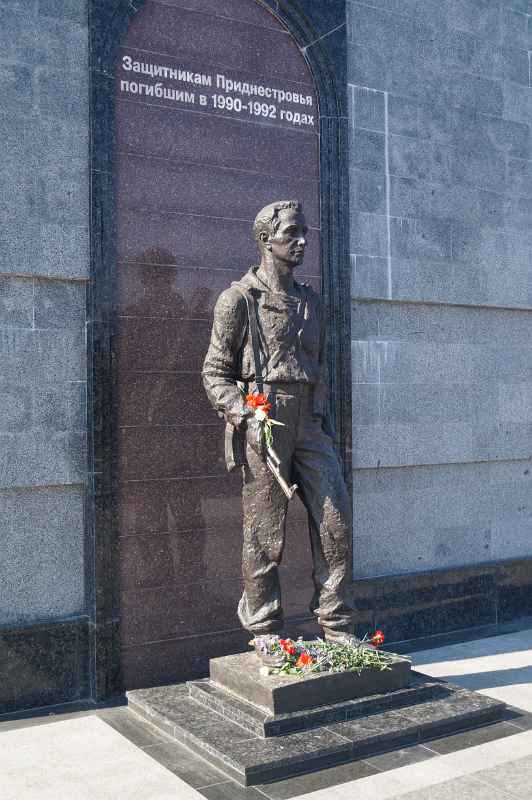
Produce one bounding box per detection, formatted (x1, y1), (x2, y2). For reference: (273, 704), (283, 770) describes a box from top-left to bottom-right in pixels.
(127, 681), (506, 786)
(188, 672), (451, 737)
(127, 691), (358, 785)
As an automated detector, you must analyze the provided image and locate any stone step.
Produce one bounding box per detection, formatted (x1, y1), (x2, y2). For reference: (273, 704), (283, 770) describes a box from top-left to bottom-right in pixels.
(127, 678), (506, 786)
(188, 672), (452, 737)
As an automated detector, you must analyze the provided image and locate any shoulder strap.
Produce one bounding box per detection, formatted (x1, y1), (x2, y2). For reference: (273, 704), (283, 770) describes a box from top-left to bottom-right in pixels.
(232, 283), (264, 394)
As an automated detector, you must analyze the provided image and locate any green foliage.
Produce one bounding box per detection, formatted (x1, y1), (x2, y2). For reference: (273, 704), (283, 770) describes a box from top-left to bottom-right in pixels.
(254, 635), (403, 676)
(263, 422), (273, 448)
(304, 639), (393, 675)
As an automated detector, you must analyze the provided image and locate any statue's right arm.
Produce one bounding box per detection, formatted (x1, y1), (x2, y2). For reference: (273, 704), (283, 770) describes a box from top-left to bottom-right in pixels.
(202, 287), (251, 429)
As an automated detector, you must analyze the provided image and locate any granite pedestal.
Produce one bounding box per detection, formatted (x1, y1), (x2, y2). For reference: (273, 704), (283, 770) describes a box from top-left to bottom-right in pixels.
(210, 651), (411, 714)
(127, 650), (506, 786)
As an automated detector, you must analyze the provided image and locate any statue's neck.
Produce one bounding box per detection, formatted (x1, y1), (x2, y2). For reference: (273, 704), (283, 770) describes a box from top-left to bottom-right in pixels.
(257, 258), (295, 294)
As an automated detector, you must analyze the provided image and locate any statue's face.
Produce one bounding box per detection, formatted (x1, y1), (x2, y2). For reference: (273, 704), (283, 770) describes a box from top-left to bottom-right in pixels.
(269, 208), (307, 268)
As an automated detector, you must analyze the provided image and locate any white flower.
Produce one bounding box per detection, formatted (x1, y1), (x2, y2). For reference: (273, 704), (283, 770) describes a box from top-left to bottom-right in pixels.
(255, 408), (268, 422)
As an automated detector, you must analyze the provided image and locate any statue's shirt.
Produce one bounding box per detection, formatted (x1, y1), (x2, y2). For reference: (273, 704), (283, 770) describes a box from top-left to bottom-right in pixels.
(257, 279), (321, 380)
(202, 266), (327, 429)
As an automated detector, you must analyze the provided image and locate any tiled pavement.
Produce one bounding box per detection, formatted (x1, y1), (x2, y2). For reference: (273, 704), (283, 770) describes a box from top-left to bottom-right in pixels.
(2, 624), (532, 799)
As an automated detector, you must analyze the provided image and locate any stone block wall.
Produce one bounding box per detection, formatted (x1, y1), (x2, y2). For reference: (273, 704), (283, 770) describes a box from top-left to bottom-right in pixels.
(348, 0), (532, 579)
(0, 0), (88, 688)
(2, 0), (532, 711)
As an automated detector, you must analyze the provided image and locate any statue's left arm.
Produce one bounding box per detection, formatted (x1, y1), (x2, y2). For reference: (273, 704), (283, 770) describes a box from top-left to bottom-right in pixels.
(202, 287), (252, 430)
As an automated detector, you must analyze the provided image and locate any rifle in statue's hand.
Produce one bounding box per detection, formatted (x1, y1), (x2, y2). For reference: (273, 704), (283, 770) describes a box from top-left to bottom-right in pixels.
(265, 443), (298, 500)
(247, 397), (298, 500)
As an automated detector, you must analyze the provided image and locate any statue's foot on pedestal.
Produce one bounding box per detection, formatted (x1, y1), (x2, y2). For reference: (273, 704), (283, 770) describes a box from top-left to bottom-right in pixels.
(323, 630), (375, 649)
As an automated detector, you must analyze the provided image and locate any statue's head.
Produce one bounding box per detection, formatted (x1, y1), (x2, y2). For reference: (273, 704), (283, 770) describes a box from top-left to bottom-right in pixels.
(253, 200), (307, 268)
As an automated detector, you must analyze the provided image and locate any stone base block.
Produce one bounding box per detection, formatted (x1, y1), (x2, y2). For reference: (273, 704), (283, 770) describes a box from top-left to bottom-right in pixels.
(209, 650), (412, 714)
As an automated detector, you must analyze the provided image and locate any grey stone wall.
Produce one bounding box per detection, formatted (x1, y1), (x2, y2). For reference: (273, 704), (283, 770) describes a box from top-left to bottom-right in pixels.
(0, 1), (88, 624)
(348, 1), (532, 578)
(2, 0), (531, 622)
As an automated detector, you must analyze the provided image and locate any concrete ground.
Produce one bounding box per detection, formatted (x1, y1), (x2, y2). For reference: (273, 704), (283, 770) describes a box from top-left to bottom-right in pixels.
(2, 623), (532, 800)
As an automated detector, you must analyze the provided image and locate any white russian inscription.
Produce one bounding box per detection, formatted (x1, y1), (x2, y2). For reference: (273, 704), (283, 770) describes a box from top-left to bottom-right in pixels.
(119, 53), (316, 128)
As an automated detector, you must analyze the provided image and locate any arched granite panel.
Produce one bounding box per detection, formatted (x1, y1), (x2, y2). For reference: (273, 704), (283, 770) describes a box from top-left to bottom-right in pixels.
(88, 0), (349, 697)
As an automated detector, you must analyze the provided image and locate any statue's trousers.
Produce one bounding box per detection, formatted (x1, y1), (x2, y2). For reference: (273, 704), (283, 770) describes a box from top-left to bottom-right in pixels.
(238, 382), (355, 635)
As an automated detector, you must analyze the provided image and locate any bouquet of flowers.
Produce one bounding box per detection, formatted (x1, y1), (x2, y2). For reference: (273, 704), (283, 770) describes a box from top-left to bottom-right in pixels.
(245, 392), (284, 447)
(251, 631), (391, 676)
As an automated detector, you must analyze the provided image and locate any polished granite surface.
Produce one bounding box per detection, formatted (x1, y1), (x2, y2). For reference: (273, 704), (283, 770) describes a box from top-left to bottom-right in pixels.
(128, 667), (505, 785)
(208, 650), (412, 714)
(189, 671), (444, 737)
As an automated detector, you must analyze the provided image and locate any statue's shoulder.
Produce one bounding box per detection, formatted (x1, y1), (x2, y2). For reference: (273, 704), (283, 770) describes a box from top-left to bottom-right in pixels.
(232, 267), (259, 294)
(213, 281), (248, 318)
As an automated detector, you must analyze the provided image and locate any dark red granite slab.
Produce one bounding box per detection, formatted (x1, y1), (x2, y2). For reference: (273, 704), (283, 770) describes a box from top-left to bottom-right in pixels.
(155, 0), (286, 30)
(116, 264), (244, 320)
(117, 264), (319, 321)
(117, 424), (226, 481)
(120, 565), (317, 646)
(124, 3), (311, 84)
(117, 474), (243, 536)
(118, 101), (318, 175)
(115, 0), (321, 688)
(116, 208), (321, 274)
(117, 373), (213, 427)
(119, 527), (246, 589)
(120, 578), (245, 646)
(118, 156), (319, 227)
(115, 317), (211, 372)
(122, 628), (251, 689)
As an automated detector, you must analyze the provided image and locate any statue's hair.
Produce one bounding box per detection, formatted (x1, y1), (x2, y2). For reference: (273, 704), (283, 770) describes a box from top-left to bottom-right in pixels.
(252, 200), (303, 242)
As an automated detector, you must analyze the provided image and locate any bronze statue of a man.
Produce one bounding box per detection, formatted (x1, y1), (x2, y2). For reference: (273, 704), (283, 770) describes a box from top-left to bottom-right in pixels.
(202, 200), (355, 652)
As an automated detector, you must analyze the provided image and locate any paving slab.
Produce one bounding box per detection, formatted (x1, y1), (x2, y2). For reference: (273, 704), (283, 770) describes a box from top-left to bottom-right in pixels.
(470, 752), (532, 799)
(290, 730), (532, 800)
(411, 628), (532, 712)
(391, 774), (517, 800)
(0, 715), (202, 800)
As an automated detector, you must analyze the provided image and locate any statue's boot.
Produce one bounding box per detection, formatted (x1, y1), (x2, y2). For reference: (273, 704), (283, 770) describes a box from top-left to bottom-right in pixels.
(322, 629), (375, 649)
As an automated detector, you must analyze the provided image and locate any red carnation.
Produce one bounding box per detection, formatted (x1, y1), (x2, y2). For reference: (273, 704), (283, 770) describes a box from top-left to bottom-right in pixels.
(280, 638), (296, 655)
(246, 392), (269, 409)
(295, 652), (314, 668)
(371, 630), (385, 647)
